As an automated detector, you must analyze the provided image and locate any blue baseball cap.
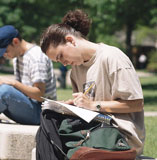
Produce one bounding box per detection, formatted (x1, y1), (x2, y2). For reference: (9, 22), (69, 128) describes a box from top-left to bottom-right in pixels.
(0, 25), (19, 57)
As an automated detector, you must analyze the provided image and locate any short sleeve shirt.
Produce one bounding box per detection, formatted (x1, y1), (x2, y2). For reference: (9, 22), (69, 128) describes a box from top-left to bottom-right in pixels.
(70, 43), (145, 155)
(13, 45), (56, 100)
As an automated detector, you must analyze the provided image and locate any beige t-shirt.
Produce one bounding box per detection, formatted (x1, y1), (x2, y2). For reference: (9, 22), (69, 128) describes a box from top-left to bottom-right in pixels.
(70, 43), (145, 155)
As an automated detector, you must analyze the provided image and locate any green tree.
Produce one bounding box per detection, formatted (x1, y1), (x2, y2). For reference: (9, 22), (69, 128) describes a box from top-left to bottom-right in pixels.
(0, 0), (79, 42)
(135, 26), (157, 47)
(84, 0), (157, 59)
(0, 0), (156, 60)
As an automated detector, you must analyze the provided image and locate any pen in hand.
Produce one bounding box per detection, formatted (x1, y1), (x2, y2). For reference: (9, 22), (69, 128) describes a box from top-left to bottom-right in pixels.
(72, 83), (95, 106)
(83, 83), (95, 95)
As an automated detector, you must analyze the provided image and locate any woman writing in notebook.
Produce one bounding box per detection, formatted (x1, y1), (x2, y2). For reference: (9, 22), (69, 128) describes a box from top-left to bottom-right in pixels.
(40, 9), (145, 157)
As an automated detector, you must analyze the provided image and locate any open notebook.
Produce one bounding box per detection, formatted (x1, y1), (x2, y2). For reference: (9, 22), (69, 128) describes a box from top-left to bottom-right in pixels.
(42, 98), (113, 124)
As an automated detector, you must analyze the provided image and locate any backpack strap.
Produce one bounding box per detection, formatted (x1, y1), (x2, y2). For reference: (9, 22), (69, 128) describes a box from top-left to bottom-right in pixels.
(40, 110), (69, 160)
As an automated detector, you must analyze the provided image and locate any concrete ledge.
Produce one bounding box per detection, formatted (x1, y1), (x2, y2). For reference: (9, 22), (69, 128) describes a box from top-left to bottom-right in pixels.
(0, 123), (39, 160)
(31, 148), (36, 160)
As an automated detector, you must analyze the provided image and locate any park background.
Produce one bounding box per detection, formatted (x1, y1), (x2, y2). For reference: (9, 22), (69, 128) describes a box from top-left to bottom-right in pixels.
(0, 0), (157, 158)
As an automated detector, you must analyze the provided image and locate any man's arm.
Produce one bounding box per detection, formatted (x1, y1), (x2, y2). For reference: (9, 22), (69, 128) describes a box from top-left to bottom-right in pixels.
(0, 78), (45, 102)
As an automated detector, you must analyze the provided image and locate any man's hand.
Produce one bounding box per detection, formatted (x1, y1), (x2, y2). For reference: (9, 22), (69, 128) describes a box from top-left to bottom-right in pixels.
(0, 78), (16, 86)
(0, 77), (45, 102)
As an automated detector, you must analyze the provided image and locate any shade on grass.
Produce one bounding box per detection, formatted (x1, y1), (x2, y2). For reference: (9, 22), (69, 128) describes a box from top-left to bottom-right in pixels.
(140, 76), (157, 111)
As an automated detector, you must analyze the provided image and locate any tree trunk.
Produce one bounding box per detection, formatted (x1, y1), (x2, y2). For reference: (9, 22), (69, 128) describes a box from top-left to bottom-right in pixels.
(126, 24), (133, 61)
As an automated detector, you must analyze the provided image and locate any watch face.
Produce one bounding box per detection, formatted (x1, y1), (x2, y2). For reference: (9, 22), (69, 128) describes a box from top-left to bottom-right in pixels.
(96, 104), (101, 111)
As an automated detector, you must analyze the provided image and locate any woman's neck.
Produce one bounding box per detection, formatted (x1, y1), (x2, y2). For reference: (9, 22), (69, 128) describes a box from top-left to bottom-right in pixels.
(80, 40), (99, 62)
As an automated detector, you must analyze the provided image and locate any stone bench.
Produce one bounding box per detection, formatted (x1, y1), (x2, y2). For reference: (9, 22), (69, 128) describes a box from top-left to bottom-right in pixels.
(0, 114), (39, 160)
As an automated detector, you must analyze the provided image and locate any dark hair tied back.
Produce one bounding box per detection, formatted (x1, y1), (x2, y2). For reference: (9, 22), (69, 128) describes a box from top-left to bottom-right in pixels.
(62, 9), (91, 37)
(40, 9), (91, 53)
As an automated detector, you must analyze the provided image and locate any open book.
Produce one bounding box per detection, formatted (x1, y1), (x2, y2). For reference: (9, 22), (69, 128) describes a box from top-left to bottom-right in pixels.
(42, 98), (113, 124)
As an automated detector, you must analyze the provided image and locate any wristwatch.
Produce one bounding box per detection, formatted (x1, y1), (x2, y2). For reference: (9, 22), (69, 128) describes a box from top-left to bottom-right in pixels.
(96, 104), (101, 112)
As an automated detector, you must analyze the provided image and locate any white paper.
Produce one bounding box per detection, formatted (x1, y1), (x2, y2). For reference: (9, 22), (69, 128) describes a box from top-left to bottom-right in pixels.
(57, 101), (99, 123)
(42, 98), (99, 123)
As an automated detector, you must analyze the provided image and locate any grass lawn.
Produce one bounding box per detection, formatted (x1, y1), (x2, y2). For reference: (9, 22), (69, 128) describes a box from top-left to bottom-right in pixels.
(57, 88), (73, 101)
(144, 116), (157, 158)
(139, 75), (157, 111)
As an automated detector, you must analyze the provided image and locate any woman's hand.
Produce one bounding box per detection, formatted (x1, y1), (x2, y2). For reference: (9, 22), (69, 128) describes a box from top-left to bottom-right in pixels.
(64, 99), (74, 105)
(72, 92), (95, 110)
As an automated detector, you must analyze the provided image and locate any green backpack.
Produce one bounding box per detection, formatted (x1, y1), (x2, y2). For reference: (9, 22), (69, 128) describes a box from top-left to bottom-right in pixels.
(59, 119), (131, 159)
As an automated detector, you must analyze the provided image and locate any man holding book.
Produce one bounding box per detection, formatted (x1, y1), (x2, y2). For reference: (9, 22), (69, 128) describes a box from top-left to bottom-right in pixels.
(0, 25), (56, 125)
